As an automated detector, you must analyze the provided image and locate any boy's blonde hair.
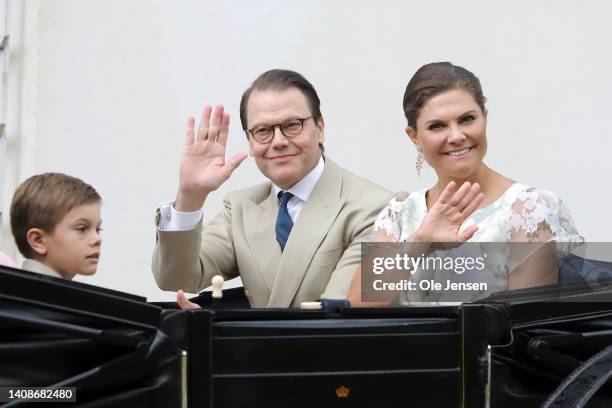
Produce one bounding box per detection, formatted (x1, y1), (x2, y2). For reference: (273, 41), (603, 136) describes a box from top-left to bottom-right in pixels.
(10, 173), (101, 258)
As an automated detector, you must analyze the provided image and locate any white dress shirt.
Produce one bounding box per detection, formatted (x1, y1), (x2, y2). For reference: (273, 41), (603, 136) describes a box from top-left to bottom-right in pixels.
(159, 156), (325, 231)
(22, 259), (64, 279)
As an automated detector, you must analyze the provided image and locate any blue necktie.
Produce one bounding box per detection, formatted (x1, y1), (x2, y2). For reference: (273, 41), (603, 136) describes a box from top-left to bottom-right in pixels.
(275, 191), (294, 251)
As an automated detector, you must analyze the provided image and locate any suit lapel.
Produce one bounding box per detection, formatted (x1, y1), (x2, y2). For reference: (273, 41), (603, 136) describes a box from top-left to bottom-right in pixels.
(267, 159), (345, 307)
(243, 187), (281, 295)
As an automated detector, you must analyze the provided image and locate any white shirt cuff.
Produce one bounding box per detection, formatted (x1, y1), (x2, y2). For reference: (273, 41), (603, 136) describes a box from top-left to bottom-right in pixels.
(158, 200), (203, 231)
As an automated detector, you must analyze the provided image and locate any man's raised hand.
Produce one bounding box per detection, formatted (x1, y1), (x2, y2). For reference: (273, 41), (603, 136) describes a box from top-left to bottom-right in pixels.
(175, 105), (247, 212)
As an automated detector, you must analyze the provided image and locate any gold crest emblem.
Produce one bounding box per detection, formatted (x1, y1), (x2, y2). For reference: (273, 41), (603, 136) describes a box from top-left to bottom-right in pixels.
(336, 386), (350, 398)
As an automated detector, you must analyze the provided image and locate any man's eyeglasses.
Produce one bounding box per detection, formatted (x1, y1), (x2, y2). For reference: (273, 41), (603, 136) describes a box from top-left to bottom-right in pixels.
(246, 117), (313, 144)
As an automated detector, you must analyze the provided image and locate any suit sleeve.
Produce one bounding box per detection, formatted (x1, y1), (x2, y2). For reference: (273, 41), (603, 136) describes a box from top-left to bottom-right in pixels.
(152, 195), (239, 293)
(319, 192), (390, 300)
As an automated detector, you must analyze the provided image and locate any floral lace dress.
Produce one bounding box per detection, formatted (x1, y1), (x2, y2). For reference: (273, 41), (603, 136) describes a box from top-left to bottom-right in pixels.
(372, 183), (584, 303)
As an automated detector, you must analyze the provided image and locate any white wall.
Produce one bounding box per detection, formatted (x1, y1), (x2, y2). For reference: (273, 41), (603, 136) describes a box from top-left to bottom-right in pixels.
(1, 0), (611, 301)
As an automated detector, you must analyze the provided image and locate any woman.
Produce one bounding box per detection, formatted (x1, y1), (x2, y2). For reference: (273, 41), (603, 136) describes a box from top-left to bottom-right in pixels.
(349, 62), (582, 306)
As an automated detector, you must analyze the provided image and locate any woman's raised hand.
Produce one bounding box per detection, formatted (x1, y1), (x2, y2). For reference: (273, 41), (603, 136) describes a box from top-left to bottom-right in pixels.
(413, 181), (484, 244)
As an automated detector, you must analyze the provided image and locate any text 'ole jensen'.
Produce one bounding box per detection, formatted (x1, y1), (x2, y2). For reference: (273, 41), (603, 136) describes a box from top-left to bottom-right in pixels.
(418, 280), (488, 291)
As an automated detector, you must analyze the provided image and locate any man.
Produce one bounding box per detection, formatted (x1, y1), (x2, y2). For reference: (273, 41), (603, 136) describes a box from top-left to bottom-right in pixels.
(152, 69), (390, 308)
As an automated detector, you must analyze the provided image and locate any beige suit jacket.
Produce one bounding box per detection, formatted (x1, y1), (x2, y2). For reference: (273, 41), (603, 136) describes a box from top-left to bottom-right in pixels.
(152, 158), (391, 308)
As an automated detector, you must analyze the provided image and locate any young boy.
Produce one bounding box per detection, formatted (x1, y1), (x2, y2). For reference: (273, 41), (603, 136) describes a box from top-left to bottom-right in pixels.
(9, 173), (102, 280)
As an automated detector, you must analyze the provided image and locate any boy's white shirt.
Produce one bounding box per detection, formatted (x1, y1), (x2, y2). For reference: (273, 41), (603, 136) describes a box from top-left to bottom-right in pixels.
(22, 259), (64, 279)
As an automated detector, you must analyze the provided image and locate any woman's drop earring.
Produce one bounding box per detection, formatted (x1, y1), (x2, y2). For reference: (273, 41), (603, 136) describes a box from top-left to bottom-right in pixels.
(416, 147), (424, 177)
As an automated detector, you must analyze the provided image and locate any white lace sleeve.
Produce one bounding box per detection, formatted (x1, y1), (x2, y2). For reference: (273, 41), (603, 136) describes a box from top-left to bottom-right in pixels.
(510, 188), (582, 243)
(508, 188), (584, 271)
(371, 192), (410, 242)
